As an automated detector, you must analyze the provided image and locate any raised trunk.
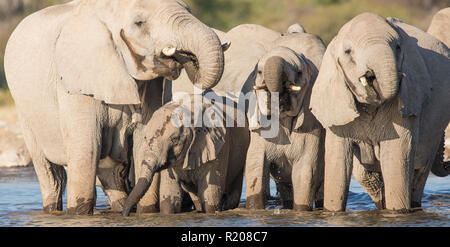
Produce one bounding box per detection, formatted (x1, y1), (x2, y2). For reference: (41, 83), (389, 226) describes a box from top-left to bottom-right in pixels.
(264, 56), (285, 93)
(168, 8), (224, 90)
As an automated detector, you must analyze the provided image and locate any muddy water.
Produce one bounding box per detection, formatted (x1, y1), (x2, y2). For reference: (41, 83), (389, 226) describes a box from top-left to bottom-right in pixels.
(0, 166), (449, 227)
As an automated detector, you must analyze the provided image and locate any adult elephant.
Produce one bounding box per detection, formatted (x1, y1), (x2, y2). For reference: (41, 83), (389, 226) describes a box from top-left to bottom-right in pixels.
(4, 0), (224, 215)
(310, 13), (450, 213)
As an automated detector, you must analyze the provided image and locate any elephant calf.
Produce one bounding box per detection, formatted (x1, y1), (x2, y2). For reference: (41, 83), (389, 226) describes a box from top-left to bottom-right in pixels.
(243, 25), (326, 211)
(122, 99), (249, 216)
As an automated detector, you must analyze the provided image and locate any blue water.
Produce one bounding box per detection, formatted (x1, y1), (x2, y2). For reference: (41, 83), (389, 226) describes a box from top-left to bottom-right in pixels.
(0, 166), (449, 226)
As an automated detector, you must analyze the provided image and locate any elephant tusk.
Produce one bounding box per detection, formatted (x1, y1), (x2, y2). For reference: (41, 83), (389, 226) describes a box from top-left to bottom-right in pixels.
(162, 46), (176, 57)
(253, 85), (267, 90)
(289, 85), (301, 92)
(221, 42), (231, 52)
(399, 72), (407, 79)
(129, 105), (142, 124)
(359, 76), (369, 87)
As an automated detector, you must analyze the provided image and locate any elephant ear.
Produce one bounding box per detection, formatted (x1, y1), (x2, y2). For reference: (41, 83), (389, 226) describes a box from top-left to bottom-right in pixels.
(310, 39), (360, 128)
(182, 127), (227, 170)
(390, 22), (432, 118)
(55, 14), (140, 105)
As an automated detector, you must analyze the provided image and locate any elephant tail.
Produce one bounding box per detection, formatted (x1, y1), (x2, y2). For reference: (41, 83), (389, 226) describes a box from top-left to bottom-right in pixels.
(430, 131), (450, 177)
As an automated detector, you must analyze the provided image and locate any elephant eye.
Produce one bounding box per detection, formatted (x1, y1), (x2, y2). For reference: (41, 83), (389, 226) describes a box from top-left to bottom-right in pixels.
(135, 20), (145, 27)
(344, 48), (351, 55)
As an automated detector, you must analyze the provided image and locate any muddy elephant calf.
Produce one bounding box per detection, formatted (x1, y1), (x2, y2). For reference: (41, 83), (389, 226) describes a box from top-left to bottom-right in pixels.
(122, 99), (249, 216)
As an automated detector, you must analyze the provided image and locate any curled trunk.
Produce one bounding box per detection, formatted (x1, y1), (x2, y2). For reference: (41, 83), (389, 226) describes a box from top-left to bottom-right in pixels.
(264, 56), (285, 93)
(365, 45), (399, 102)
(168, 7), (224, 90)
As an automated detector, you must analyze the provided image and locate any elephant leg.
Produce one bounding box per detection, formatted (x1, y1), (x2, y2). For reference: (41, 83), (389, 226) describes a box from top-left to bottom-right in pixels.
(352, 156), (385, 210)
(198, 182), (223, 214)
(379, 131), (414, 213)
(292, 163), (314, 211)
(20, 122), (66, 213)
(411, 166), (430, 208)
(274, 180), (293, 209)
(292, 133), (324, 211)
(159, 169), (183, 214)
(223, 169), (244, 210)
(245, 136), (269, 209)
(323, 130), (354, 212)
(198, 164), (226, 213)
(178, 180), (202, 212)
(412, 131), (446, 207)
(136, 172), (161, 214)
(96, 157), (128, 212)
(61, 98), (102, 215)
(66, 139), (100, 215)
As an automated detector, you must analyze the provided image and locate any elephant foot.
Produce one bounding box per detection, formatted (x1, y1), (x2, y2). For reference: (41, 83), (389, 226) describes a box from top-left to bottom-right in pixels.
(374, 199), (386, 210)
(385, 208), (413, 214)
(315, 200), (324, 209)
(246, 194), (265, 210)
(67, 198), (95, 215)
(294, 204), (313, 211)
(137, 204), (159, 214)
(160, 198), (180, 215)
(204, 204), (220, 214)
(43, 202), (63, 213)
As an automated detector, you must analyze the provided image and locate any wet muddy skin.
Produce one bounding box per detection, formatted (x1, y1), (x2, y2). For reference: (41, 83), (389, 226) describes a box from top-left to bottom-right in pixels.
(0, 167), (449, 227)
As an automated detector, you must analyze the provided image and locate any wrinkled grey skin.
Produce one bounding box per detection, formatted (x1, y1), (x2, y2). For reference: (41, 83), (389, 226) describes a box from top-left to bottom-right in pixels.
(4, 0), (224, 215)
(122, 101), (249, 216)
(310, 13), (450, 213)
(243, 26), (326, 211)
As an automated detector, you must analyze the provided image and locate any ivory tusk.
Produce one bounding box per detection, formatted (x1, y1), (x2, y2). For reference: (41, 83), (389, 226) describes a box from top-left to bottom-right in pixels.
(162, 47), (176, 56)
(221, 42), (231, 52)
(129, 105), (142, 124)
(359, 76), (368, 87)
(399, 72), (407, 78)
(289, 85), (301, 92)
(253, 85), (267, 90)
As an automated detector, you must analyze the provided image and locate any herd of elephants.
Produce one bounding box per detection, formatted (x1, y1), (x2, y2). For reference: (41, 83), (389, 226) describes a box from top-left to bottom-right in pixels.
(3, 0), (450, 217)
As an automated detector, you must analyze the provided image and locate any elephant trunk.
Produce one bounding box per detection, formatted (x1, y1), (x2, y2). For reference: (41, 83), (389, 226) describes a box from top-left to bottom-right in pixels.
(167, 7), (224, 90)
(122, 158), (158, 216)
(431, 135), (450, 177)
(365, 45), (399, 102)
(264, 56), (285, 94)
